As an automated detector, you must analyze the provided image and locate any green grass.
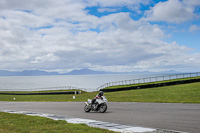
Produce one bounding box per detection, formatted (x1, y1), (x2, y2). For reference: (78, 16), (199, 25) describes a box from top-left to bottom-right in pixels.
(0, 90), (96, 102)
(0, 78), (200, 103)
(0, 112), (114, 133)
(106, 82), (200, 103)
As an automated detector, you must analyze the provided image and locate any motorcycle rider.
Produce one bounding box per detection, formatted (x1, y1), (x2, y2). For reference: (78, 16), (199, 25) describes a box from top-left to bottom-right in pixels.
(91, 91), (104, 109)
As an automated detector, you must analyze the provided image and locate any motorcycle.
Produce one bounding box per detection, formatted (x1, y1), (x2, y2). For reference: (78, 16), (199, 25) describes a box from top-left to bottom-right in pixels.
(84, 96), (108, 113)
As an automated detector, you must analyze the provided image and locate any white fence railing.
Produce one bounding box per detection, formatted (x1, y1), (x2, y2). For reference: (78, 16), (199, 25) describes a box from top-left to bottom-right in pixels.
(96, 72), (200, 91)
(2, 86), (88, 92)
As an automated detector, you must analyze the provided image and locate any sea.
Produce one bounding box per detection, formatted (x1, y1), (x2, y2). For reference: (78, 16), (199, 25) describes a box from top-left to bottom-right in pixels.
(0, 73), (179, 92)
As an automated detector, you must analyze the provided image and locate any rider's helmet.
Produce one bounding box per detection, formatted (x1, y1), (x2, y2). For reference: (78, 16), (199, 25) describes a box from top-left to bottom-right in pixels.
(98, 91), (104, 96)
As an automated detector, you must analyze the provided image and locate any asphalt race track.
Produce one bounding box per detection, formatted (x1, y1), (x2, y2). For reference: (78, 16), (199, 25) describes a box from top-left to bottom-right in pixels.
(0, 102), (199, 133)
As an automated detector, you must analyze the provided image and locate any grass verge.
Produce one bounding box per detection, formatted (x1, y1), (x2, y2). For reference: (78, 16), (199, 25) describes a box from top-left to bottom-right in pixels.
(0, 112), (114, 133)
(106, 82), (200, 103)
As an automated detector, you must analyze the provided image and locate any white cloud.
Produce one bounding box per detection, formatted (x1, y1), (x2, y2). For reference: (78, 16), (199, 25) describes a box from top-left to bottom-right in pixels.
(144, 0), (196, 23)
(98, 8), (119, 13)
(0, 0), (199, 72)
(183, 0), (200, 7)
(189, 25), (200, 32)
(31, 53), (59, 63)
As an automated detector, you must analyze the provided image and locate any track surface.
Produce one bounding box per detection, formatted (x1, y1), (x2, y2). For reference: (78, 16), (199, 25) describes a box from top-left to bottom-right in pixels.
(0, 102), (199, 133)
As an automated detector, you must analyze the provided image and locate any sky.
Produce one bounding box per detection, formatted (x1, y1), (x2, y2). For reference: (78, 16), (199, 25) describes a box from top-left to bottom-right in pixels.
(0, 0), (200, 73)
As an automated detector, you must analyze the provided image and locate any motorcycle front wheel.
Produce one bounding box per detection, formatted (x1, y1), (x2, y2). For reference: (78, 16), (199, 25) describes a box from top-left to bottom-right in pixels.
(99, 104), (107, 113)
(84, 104), (91, 112)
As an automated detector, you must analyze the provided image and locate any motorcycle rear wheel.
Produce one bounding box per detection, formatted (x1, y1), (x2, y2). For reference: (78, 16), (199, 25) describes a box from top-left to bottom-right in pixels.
(84, 104), (91, 112)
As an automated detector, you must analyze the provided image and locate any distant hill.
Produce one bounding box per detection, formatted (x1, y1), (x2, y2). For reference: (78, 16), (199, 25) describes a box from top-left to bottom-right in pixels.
(64, 68), (108, 75)
(0, 69), (178, 76)
(0, 69), (107, 76)
(19, 70), (59, 76)
(0, 70), (59, 76)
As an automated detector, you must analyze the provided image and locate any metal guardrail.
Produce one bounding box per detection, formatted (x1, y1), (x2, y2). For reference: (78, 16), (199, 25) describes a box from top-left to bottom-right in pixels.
(96, 72), (200, 91)
(0, 91), (82, 95)
(32, 86), (79, 91)
(2, 86), (87, 92)
(31, 86), (89, 92)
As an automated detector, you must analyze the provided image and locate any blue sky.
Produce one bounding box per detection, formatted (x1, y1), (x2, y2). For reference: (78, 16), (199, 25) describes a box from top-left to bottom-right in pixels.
(0, 0), (200, 73)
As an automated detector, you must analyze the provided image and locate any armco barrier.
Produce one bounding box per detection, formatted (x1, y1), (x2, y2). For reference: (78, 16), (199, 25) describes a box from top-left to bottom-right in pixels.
(100, 78), (200, 92)
(0, 91), (81, 95)
(97, 72), (200, 91)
